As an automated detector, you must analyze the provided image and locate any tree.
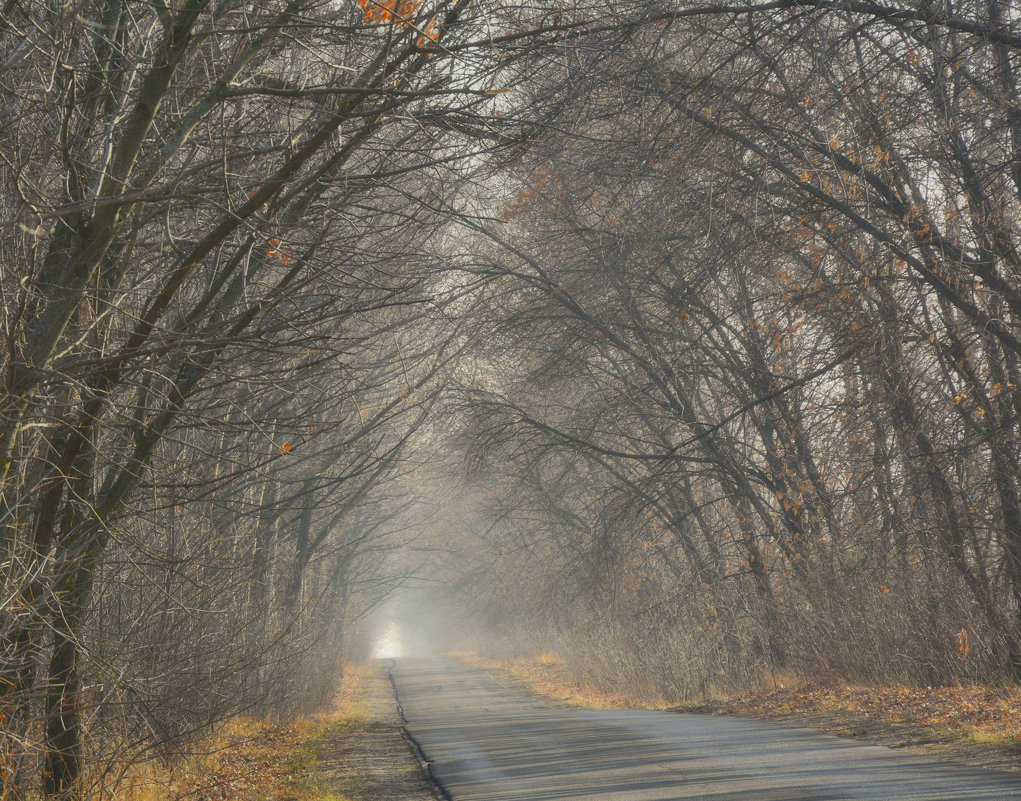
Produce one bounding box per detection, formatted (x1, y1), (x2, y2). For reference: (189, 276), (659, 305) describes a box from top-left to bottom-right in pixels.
(0, 0), (571, 795)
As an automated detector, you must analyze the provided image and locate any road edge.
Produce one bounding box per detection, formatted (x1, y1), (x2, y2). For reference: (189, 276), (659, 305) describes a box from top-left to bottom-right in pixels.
(463, 654), (1021, 775)
(387, 660), (456, 801)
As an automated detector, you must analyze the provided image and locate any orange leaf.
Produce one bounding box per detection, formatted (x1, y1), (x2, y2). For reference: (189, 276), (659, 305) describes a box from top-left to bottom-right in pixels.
(955, 628), (970, 657)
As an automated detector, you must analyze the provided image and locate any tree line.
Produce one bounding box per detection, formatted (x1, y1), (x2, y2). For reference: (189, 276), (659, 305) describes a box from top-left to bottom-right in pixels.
(435, 0), (1021, 699)
(1, 0), (1019, 797)
(0, 0), (566, 795)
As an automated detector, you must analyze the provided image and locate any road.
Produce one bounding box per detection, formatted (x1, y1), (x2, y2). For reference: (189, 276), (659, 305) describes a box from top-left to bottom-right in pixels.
(389, 656), (1021, 800)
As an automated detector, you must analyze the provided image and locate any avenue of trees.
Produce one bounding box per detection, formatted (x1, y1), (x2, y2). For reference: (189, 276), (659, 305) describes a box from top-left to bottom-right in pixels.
(436, 0), (1021, 698)
(0, 0), (562, 795)
(0, 0), (1019, 797)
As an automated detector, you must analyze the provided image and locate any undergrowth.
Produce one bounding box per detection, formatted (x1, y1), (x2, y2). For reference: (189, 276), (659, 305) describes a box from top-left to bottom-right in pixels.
(113, 664), (369, 801)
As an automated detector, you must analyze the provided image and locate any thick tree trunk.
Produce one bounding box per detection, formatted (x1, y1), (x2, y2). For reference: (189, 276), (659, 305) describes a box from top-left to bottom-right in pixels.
(42, 591), (86, 801)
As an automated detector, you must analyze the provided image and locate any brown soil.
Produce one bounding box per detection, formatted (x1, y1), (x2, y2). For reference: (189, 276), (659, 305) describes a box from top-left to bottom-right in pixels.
(316, 663), (436, 801)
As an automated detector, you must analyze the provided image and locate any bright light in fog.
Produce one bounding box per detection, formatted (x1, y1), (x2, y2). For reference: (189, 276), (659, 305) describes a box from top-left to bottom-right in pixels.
(372, 621), (404, 658)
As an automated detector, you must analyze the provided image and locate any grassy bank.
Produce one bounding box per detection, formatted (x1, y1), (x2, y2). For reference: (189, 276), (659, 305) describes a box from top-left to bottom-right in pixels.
(464, 652), (1021, 771)
(117, 667), (370, 801)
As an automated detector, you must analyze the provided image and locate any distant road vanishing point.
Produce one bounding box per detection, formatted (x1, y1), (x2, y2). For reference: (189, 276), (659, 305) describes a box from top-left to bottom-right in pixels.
(389, 657), (1021, 801)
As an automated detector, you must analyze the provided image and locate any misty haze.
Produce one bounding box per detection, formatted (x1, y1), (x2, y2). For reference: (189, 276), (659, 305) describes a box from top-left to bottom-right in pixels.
(2, 0), (1021, 799)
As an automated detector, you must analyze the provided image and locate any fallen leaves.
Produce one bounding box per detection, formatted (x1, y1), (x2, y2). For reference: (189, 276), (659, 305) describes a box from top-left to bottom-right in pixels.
(176, 719), (306, 801)
(725, 683), (1021, 744)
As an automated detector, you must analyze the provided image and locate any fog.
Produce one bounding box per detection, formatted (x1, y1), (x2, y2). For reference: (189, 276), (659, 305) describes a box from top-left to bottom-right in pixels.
(372, 621), (405, 659)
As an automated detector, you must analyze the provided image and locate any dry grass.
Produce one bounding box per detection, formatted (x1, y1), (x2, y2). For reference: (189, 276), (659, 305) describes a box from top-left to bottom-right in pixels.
(463, 652), (1021, 750)
(460, 651), (670, 710)
(717, 683), (1021, 747)
(114, 664), (369, 801)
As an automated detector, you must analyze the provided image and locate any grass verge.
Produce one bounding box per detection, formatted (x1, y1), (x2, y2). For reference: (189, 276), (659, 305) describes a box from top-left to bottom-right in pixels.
(461, 652), (1021, 771)
(119, 665), (370, 801)
(458, 651), (669, 710)
(706, 683), (1021, 747)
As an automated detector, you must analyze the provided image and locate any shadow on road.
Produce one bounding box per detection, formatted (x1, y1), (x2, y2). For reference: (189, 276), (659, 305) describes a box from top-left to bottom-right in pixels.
(392, 657), (1021, 801)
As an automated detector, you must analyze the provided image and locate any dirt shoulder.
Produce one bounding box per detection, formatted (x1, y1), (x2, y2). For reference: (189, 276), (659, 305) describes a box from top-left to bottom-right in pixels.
(150, 663), (434, 801)
(460, 653), (1021, 775)
(313, 662), (436, 801)
(690, 684), (1021, 774)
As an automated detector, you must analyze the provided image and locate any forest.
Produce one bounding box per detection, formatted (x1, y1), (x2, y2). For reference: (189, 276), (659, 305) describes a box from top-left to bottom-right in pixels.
(1, 0), (1019, 797)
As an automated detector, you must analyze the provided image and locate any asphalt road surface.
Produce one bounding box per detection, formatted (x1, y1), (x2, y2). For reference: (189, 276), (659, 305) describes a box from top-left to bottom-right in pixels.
(389, 656), (1021, 800)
